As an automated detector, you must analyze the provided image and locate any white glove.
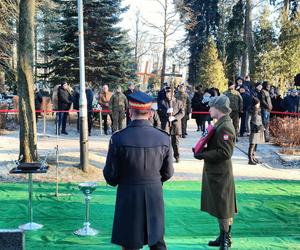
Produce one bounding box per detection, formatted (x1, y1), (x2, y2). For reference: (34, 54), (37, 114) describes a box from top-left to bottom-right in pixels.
(167, 108), (173, 113)
(169, 116), (176, 122)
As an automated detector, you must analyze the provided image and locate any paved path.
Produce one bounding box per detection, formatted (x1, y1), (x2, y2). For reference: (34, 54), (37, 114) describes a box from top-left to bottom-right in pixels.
(0, 119), (299, 181)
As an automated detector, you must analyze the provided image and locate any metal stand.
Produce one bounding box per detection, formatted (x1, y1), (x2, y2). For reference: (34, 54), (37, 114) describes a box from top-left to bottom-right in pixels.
(74, 183), (99, 236)
(99, 107), (102, 135)
(40, 116), (71, 198)
(19, 173), (43, 231)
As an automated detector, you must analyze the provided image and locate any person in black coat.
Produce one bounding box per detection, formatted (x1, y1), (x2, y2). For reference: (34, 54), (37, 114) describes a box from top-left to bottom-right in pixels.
(159, 87), (185, 163)
(73, 84), (94, 135)
(104, 91), (174, 250)
(191, 86), (211, 132)
(282, 89), (300, 113)
(34, 87), (43, 122)
(239, 85), (252, 136)
(270, 87), (284, 118)
(57, 81), (73, 135)
(123, 82), (136, 125)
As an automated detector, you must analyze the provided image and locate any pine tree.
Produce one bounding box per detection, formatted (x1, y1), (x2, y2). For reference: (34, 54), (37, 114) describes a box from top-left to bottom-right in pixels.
(278, 10), (300, 88)
(176, 0), (220, 86)
(253, 6), (279, 83)
(226, 0), (246, 81)
(39, 0), (136, 88)
(198, 37), (227, 92)
(0, 1), (18, 89)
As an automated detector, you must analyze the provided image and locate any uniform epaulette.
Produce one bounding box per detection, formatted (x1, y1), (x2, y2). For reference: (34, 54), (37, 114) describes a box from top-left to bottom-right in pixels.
(155, 127), (170, 136)
(111, 127), (127, 136)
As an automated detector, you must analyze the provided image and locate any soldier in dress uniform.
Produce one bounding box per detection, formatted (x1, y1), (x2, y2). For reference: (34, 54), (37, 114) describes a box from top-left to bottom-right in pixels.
(158, 87), (185, 163)
(194, 94), (237, 250)
(103, 91), (174, 250)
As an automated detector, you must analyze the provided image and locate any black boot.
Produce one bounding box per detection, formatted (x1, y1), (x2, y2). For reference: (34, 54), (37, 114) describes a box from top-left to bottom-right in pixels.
(208, 230), (221, 247)
(252, 144), (259, 163)
(248, 144), (256, 165)
(208, 226), (232, 247)
(219, 230), (231, 250)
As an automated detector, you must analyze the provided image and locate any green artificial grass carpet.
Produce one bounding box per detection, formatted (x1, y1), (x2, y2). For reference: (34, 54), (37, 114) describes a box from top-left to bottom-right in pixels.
(0, 180), (299, 249)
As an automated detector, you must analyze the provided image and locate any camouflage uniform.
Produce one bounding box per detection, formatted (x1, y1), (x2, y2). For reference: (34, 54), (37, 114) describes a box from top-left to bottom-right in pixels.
(224, 89), (243, 137)
(110, 92), (128, 132)
(176, 90), (191, 137)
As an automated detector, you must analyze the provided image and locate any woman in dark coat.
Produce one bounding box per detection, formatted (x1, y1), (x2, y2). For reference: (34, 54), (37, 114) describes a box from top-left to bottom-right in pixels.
(192, 87), (211, 132)
(248, 97), (264, 165)
(194, 95), (237, 250)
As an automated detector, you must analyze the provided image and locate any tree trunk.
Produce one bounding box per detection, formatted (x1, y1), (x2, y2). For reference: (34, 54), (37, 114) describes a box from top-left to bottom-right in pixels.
(241, 0), (254, 77)
(134, 13), (139, 71)
(283, 0), (290, 17)
(34, 21), (38, 85)
(0, 70), (5, 93)
(160, 0), (168, 89)
(18, 0), (38, 163)
(160, 41), (167, 89)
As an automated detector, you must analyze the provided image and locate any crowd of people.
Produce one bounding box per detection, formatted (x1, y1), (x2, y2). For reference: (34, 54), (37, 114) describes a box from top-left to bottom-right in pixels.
(37, 75), (300, 164)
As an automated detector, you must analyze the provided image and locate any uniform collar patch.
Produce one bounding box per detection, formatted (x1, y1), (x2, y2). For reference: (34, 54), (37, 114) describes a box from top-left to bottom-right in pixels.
(223, 134), (229, 141)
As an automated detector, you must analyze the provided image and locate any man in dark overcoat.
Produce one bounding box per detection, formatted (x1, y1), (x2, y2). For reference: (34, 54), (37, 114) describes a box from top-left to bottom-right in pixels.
(103, 91), (174, 250)
(57, 81), (73, 135)
(123, 81), (136, 125)
(194, 94), (237, 250)
(158, 87), (185, 163)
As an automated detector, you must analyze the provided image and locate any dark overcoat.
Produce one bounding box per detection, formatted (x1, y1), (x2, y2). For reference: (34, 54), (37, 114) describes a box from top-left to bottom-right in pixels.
(159, 98), (185, 135)
(103, 120), (174, 249)
(195, 115), (237, 219)
(57, 86), (72, 111)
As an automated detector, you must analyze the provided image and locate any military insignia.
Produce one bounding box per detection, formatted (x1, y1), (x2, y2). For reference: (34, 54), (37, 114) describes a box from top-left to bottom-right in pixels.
(223, 134), (229, 140)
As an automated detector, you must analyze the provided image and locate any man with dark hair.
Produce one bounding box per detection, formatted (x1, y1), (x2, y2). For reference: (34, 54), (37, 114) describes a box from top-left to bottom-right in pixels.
(282, 89), (299, 113)
(295, 73), (300, 87)
(57, 81), (72, 135)
(104, 91), (174, 250)
(34, 86), (43, 123)
(159, 87), (185, 163)
(124, 82), (136, 125)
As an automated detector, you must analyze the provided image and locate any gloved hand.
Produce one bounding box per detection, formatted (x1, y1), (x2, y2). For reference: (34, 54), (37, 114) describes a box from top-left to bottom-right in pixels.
(194, 152), (204, 160)
(168, 116), (176, 122)
(167, 108), (173, 114)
